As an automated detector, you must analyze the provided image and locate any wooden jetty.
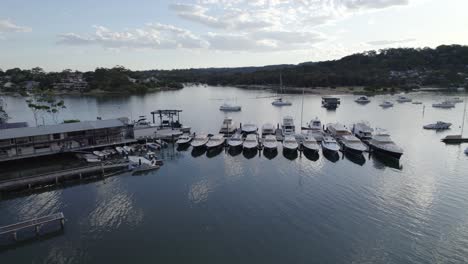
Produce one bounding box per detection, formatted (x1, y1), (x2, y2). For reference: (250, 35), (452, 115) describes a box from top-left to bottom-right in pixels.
(0, 213), (64, 241)
(0, 162), (129, 194)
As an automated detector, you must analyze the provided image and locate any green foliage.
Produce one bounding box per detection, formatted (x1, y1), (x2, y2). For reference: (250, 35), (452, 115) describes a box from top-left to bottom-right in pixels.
(63, 119), (80, 123)
(26, 88), (66, 125)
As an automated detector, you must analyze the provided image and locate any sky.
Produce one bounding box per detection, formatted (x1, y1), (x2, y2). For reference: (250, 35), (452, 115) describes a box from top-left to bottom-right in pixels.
(0, 0), (467, 72)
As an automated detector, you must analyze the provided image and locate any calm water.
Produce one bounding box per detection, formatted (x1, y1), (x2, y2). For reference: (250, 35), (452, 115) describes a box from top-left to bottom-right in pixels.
(1, 86), (468, 263)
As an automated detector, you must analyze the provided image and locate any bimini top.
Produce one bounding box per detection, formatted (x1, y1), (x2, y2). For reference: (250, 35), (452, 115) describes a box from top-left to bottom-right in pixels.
(0, 118), (127, 140)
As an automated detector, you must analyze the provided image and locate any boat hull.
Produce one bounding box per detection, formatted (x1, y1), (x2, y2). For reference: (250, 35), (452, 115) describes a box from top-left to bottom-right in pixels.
(369, 144), (403, 159)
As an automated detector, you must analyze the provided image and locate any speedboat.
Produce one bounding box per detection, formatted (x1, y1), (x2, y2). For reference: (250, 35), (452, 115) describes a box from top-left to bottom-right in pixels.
(228, 133), (243, 148)
(261, 123), (276, 137)
(206, 134), (225, 149)
(282, 135), (298, 151)
(396, 96), (412, 103)
(146, 142), (160, 150)
(176, 134), (192, 145)
(241, 122), (258, 134)
(432, 101), (455, 108)
(423, 121), (452, 130)
(243, 134), (259, 150)
(302, 136), (320, 153)
(219, 117), (237, 134)
(307, 117), (324, 141)
(379, 101), (394, 108)
(326, 123), (352, 138)
(368, 129), (403, 159)
(282, 116), (295, 136)
(352, 122), (373, 140)
(219, 103), (241, 112)
(191, 133), (209, 148)
(263, 135), (278, 150)
(321, 136), (340, 153)
(339, 135), (367, 154)
(272, 97), (292, 106)
(355, 96), (370, 104)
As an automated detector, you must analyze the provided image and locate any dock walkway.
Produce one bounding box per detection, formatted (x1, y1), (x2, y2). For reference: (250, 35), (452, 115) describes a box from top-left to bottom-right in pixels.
(0, 213), (64, 240)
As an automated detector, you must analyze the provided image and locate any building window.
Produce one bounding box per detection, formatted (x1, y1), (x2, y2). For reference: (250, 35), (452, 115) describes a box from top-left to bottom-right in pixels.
(53, 133), (61, 140)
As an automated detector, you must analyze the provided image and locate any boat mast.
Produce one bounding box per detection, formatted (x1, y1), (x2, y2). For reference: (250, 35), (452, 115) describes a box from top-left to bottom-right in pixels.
(280, 73), (283, 97)
(462, 97), (467, 135)
(301, 87), (304, 130)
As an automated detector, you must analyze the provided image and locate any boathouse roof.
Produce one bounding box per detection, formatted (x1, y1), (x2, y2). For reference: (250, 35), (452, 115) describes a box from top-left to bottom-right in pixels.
(0, 119), (126, 140)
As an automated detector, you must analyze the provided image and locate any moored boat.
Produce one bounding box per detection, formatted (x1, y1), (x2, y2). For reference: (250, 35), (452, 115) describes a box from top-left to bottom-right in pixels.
(379, 101), (394, 108)
(219, 117), (237, 134)
(206, 134), (225, 149)
(219, 103), (241, 112)
(261, 123), (276, 137)
(243, 134), (259, 150)
(368, 129), (403, 159)
(228, 133), (243, 148)
(423, 121), (452, 130)
(176, 134), (192, 145)
(241, 122), (258, 134)
(281, 116), (295, 136)
(262, 135), (278, 150)
(396, 96), (412, 103)
(355, 96), (370, 104)
(302, 136), (319, 153)
(283, 135), (298, 151)
(432, 101), (455, 108)
(352, 122), (373, 140)
(321, 136), (340, 153)
(339, 135), (367, 154)
(191, 133), (209, 148)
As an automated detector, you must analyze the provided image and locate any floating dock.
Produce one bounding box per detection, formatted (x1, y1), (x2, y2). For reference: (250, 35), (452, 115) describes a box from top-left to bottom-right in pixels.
(0, 162), (129, 194)
(0, 212), (64, 241)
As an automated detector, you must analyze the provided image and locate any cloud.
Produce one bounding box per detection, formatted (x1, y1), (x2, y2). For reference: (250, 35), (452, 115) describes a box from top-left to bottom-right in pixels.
(58, 23), (209, 50)
(0, 19), (31, 33)
(367, 38), (416, 46)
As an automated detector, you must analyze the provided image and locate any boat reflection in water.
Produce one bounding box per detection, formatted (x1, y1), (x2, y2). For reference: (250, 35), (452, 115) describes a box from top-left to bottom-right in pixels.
(303, 150), (319, 161)
(176, 144), (190, 152)
(206, 146), (224, 158)
(323, 150), (340, 163)
(344, 152), (366, 166)
(283, 149), (298, 161)
(191, 147), (207, 158)
(263, 149), (278, 160)
(371, 152), (402, 170)
(243, 148), (258, 159)
(228, 146), (242, 157)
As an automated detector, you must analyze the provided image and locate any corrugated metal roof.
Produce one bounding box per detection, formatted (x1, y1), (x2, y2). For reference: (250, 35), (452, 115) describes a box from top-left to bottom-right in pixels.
(0, 119), (125, 140)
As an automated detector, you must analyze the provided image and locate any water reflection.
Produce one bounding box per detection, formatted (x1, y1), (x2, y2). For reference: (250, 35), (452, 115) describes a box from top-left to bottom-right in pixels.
(206, 147), (224, 158)
(191, 147), (207, 158)
(243, 148), (258, 159)
(283, 149), (298, 160)
(371, 152), (402, 170)
(323, 150), (340, 163)
(263, 149), (278, 160)
(303, 150), (319, 161)
(176, 144), (190, 152)
(344, 152), (366, 166)
(228, 147), (242, 156)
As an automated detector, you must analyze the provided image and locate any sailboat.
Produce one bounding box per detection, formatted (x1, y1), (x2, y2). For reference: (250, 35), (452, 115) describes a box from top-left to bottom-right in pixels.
(272, 74), (292, 106)
(442, 97), (467, 143)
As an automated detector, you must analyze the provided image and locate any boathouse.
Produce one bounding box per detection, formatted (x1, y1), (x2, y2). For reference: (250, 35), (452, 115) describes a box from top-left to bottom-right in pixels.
(0, 118), (133, 162)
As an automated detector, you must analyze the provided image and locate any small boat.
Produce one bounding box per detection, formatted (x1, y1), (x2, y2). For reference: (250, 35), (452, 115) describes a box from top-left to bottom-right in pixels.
(283, 135), (298, 151)
(83, 154), (101, 163)
(128, 156), (160, 174)
(282, 116), (295, 136)
(123, 145), (134, 153)
(352, 122), (373, 140)
(191, 133), (209, 148)
(322, 96), (340, 109)
(396, 96), (412, 103)
(146, 142), (161, 150)
(155, 139), (168, 148)
(228, 133), (243, 148)
(368, 129), (403, 159)
(206, 134), (225, 149)
(340, 135), (367, 154)
(379, 101), (394, 108)
(302, 136), (319, 153)
(261, 123), (276, 137)
(326, 123), (352, 138)
(115, 146), (126, 155)
(321, 136), (340, 153)
(355, 96), (370, 104)
(219, 103), (241, 111)
(432, 101), (455, 108)
(243, 134), (258, 150)
(103, 148), (117, 155)
(272, 98), (292, 106)
(241, 122), (258, 134)
(412, 101), (423, 105)
(263, 135), (278, 150)
(219, 117), (237, 134)
(93, 151), (106, 158)
(176, 134), (192, 145)
(423, 121), (452, 130)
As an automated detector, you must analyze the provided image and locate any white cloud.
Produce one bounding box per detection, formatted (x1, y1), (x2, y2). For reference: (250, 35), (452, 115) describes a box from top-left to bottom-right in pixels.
(367, 38), (416, 46)
(0, 19), (31, 33)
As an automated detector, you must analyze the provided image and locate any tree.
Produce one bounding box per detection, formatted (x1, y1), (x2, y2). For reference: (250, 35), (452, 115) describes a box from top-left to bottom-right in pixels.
(26, 89), (66, 125)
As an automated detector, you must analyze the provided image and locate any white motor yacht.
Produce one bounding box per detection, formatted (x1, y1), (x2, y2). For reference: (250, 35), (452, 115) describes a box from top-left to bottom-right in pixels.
(261, 123), (276, 137)
(302, 136), (320, 153)
(352, 122), (374, 140)
(282, 116), (295, 136)
(326, 123), (352, 138)
(307, 117), (324, 141)
(380, 101), (394, 108)
(115, 146), (125, 155)
(283, 135), (298, 151)
(263, 135), (278, 150)
(321, 136), (340, 153)
(219, 103), (241, 112)
(176, 134), (192, 145)
(206, 134), (225, 149)
(228, 133), (243, 148)
(191, 133), (209, 148)
(272, 98), (292, 106)
(340, 135), (367, 154)
(219, 117), (237, 134)
(355, 96), (371, 104)
(396, 96), (412, 103)
(432, 101), (455, 108)
(423, 121), (452, 130)
(242, 122), (258, 134)
(243, 134), (259, 150)
(368, 129), (403, 159)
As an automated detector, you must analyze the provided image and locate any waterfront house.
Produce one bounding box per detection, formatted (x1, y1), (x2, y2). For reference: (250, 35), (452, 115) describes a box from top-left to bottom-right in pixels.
(0, 118), (133, 162)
